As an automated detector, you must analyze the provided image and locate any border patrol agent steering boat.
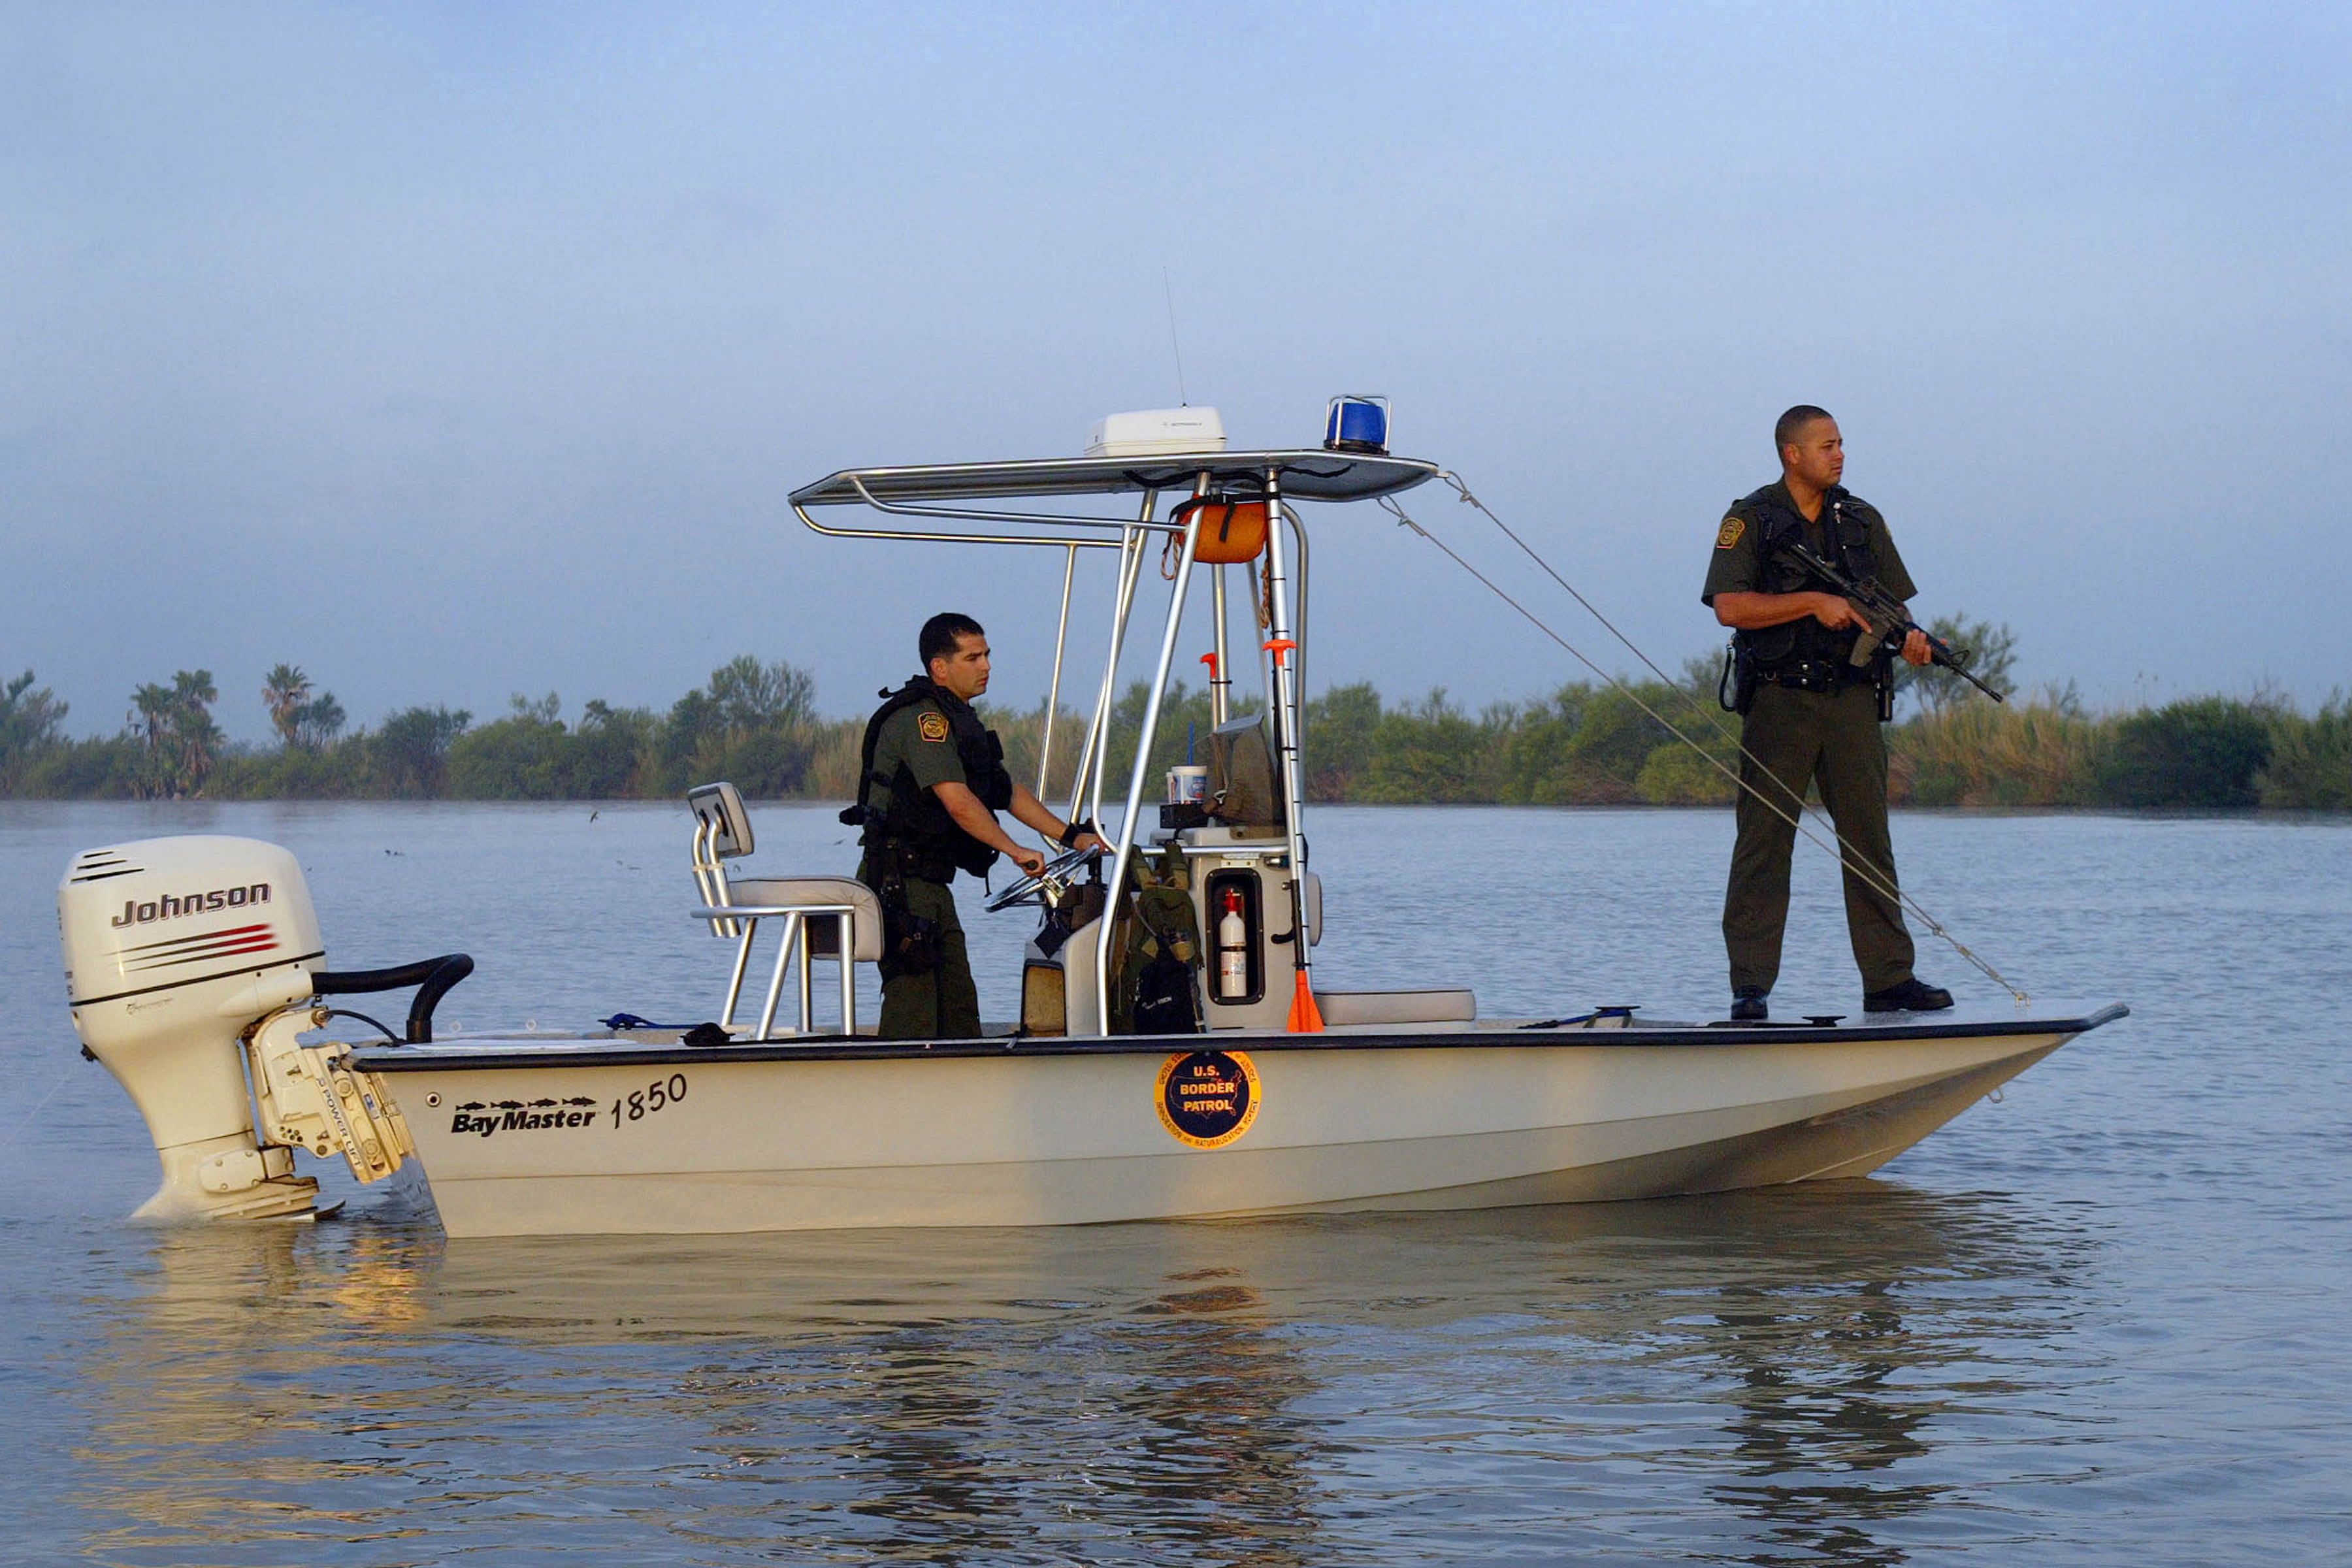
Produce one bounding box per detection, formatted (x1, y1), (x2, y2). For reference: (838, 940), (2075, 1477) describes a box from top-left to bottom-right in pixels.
(845, 612), (1106, 1040)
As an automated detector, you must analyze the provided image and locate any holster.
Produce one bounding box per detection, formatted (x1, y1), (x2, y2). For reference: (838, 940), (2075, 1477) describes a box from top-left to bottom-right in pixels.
(870, 860), (945, 978)
(873, 835), (956, 888)
(1719, 639), (1759, 715)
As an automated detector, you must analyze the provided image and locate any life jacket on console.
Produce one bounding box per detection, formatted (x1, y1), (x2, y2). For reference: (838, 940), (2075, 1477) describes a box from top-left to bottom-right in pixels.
(840, 676), (1016, 883)
(1731, 483), (1887, 676)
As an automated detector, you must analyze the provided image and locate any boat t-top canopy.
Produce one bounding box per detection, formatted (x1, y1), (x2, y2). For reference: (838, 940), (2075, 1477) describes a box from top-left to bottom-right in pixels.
(790, 450), (1439, 509)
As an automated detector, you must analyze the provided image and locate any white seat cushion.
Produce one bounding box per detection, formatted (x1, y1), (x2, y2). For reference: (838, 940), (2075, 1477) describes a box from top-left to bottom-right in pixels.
(723, 875), (883, 963)
(1313, 988), (1477, 1026)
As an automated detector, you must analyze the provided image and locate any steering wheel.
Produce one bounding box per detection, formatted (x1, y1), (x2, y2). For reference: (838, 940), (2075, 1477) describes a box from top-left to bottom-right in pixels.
(985, 845), (1105, 912)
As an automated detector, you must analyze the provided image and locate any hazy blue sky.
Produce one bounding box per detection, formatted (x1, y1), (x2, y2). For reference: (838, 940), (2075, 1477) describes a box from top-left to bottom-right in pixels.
(6, 1), (2346, 743)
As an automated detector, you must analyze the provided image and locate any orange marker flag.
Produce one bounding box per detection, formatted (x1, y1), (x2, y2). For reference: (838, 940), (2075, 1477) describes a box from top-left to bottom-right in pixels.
(1286, 970), (1325, 1034)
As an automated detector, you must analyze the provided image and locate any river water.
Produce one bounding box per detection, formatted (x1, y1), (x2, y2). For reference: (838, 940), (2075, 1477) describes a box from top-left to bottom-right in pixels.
(3, 800), (2345, 1565)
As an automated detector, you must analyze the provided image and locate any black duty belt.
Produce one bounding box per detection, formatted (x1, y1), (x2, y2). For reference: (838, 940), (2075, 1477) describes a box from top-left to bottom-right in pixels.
(1755, 659), (1861, 694)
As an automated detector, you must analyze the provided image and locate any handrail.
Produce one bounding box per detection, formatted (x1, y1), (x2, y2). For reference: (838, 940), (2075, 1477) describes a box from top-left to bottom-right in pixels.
(312, 953), (475, 1045)
(792, 495), (1142, 551)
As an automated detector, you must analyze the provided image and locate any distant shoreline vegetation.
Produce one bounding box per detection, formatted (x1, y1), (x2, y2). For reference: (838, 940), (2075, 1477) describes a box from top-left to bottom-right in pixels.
(3, 644), (2346, 811)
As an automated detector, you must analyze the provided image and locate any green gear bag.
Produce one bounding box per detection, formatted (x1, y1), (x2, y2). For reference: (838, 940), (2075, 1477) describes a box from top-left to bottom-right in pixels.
(1108, 845), (1203, 1034)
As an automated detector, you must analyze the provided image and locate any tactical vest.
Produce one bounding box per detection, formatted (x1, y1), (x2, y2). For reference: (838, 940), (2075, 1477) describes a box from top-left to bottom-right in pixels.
(840, 676), (1015, 882)
(1733, 485), (1884, 673)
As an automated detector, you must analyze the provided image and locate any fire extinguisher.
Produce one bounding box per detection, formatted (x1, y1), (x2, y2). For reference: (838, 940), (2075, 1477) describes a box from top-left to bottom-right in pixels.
(1217, 887), (1250, 1002)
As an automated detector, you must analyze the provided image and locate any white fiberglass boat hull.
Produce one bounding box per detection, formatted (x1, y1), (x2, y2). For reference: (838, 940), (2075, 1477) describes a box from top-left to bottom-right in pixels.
(357, 1007), (2119, 1239)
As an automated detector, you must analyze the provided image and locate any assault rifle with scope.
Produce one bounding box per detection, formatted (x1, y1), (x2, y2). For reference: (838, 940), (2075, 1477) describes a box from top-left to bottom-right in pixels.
(1776, 539), (2006, 704)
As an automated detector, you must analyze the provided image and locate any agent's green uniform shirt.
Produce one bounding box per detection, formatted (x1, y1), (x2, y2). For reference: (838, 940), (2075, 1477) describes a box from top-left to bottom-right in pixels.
(1700, 481), (1915, 610)
(1701, 481), (1919, 998)
(865, 698), (969, 819)
(858, 695), (983, 1041)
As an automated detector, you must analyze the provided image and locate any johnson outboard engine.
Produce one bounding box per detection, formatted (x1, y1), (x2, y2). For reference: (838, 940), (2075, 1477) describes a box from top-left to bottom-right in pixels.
(60, 836), (448, 1222)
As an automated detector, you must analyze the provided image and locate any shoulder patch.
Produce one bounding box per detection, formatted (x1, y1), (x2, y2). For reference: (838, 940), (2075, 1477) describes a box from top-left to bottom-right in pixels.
(917, 711), (951, 743)
(1716, 515), (1746, 549)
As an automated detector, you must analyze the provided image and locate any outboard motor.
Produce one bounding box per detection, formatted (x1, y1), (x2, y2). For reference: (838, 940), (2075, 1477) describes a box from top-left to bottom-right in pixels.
(62, 838), (326, 1218)
(60, 836), (427, 1222)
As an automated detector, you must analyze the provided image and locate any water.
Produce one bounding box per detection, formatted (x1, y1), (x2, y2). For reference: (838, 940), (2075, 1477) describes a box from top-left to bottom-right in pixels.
(4, 800), (2347, 1564)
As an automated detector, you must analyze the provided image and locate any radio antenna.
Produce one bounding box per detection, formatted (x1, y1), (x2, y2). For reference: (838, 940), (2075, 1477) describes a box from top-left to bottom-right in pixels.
(1162, 267), (1190, 406)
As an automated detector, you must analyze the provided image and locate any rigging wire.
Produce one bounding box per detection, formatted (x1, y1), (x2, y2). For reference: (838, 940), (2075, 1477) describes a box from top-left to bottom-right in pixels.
(1162, 267), (1189, 407)
(1380, 482), (2027, 1003)
(0, 1058), (83, 1149)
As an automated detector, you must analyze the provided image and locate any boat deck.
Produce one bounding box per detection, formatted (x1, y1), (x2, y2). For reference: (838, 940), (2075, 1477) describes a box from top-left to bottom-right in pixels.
(353, 1003), (2127, 1073)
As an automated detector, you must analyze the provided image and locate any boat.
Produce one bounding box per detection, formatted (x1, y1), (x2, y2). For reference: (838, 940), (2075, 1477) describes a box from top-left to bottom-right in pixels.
(57, 403), (2126, 1237)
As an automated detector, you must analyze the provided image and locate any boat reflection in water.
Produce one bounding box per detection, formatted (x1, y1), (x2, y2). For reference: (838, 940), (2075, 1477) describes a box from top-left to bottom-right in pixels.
(67, 1184), (2095, 1561)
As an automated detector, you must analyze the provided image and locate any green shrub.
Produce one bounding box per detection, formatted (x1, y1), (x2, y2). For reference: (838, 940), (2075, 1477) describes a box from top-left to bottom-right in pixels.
(2096, 696), (2272, 808)
(1635, 742), (1737, 805)
(2259, 695), (2352, 809)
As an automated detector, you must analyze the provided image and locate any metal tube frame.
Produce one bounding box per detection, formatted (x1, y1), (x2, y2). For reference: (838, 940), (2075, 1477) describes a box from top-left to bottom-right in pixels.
(1036, 544), (1078, 798)
(1064, 491), (1157, 829)
(788, 479), (1181, 551)
(1282, 501), (1309, 760)
(1093, 486), (1205, 1035)
(1260, 468), (1316, 1009)
(1209, 564), (1232, 726)
(784, 459), (1369, 1039)
(689, 815), (741, 939)
(696, 903), (862, 1039)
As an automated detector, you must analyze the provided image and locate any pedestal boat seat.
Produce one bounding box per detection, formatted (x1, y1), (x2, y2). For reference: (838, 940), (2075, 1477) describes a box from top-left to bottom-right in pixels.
(687, 781), (881, 1038)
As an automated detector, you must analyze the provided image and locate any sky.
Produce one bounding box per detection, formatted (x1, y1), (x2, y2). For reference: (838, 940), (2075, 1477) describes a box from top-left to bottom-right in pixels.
(5, 1), (2347, 744)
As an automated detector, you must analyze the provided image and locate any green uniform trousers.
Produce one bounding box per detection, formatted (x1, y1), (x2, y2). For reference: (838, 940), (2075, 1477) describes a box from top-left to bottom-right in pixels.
(1725, 679), (1916, 994)
(868, 872), (981, 1041)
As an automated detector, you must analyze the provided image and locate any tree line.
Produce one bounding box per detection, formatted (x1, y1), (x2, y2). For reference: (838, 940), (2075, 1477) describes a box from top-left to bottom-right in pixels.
(2, 621), (2345, 810)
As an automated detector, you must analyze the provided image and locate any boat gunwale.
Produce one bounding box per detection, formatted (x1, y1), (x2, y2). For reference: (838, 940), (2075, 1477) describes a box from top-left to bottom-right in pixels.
(352, 1003), (2127, 1073)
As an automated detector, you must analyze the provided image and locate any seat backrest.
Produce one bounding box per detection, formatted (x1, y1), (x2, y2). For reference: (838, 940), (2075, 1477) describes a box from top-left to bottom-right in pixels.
(688, 782), (754, 933)
(689, 781), (753, 860)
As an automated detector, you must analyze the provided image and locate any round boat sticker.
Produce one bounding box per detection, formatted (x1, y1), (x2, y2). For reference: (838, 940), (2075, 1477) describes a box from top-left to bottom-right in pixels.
(1155, 1049), (1261, 1149)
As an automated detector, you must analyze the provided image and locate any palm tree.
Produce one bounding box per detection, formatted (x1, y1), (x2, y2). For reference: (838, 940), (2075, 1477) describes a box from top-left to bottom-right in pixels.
(169, 669), (221, 789)
(263, 664), (312, 749)
(130, 684), (173, 749)
(292, 691), (346, 750)
(129, 683), (176, 798)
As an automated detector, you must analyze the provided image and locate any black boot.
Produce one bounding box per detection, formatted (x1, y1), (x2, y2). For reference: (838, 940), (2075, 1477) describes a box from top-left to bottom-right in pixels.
(1864, 977), (1953, 1013)
(1730, 987), (1769, 1022)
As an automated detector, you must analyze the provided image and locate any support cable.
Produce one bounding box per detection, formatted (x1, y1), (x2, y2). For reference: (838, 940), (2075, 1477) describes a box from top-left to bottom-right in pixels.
(1380, 484), (2027, 1003)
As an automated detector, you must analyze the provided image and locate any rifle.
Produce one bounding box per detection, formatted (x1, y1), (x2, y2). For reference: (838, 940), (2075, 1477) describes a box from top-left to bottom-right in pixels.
(1776, 540), (2006, 704)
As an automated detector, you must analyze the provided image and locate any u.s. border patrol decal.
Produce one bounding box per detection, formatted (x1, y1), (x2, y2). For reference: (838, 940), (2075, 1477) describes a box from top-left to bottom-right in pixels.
(1156, 1049), (1260, 1149)
(917, 710), (951, 742)
(1716, 515), (1746, 549)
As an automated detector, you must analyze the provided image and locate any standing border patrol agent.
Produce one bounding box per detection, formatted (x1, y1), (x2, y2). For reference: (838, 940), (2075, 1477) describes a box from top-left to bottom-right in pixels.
(845, 612), (1107, 1041)
(1703, 406), (1953, 1022)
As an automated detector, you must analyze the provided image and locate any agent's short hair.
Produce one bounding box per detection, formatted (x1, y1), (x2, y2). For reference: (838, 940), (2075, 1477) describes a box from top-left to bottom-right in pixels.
(920, 612), (985, 670)
(1774, 404), (1835, 456)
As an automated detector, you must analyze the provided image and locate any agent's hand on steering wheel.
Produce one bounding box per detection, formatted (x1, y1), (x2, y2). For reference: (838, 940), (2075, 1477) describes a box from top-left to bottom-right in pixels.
(986, 842), (1105, 911)
(1067, 829), (1109, 855)
(1009, 845), (1048, 879)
